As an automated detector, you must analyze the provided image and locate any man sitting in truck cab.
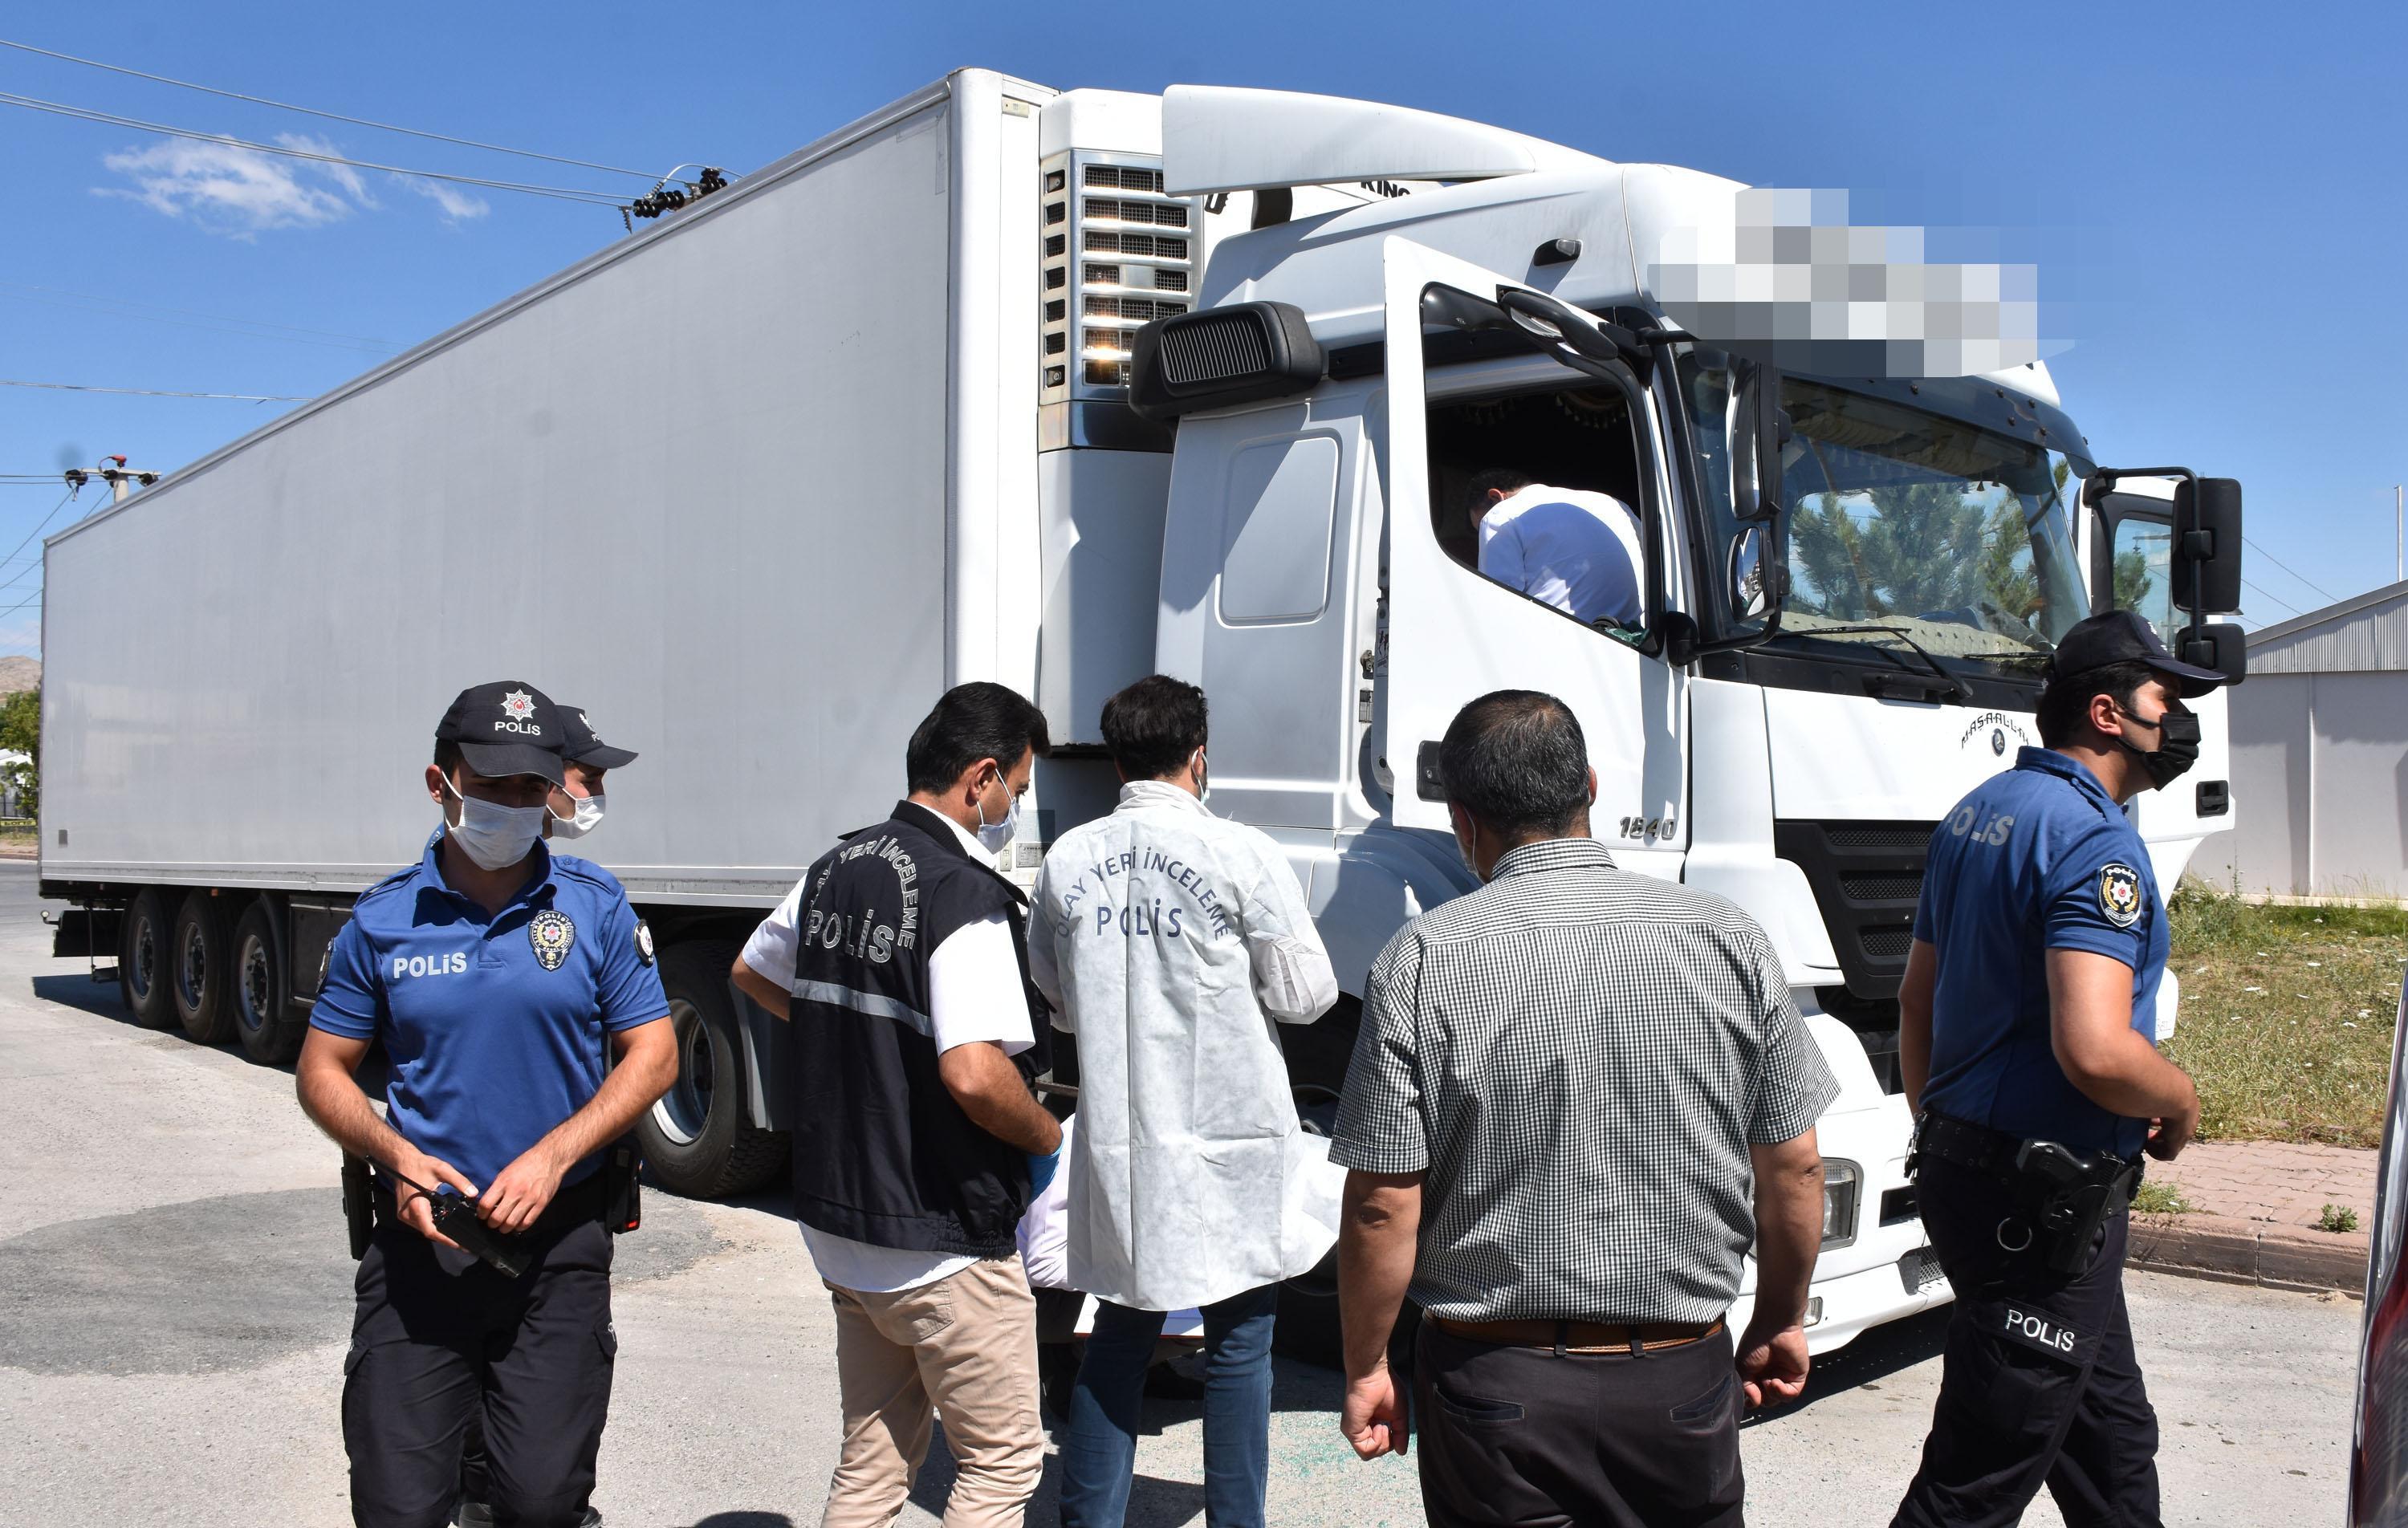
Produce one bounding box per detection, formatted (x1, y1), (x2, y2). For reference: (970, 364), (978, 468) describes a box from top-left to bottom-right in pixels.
(1462, 469), (1645, 629)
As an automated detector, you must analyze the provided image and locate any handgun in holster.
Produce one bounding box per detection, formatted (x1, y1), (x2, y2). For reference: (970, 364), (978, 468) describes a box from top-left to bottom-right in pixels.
(2013, 1140), (2142, 1276)
(342, 1152), (375, 1260)
(600, 1134), (643, 1234)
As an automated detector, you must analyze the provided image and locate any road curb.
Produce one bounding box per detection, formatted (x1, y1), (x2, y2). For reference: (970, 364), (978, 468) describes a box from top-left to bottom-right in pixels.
(2129, 1210), (2369, 1295)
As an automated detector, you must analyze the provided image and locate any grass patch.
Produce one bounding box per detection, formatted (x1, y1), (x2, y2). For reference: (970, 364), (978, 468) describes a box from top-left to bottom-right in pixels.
(2132, 1180), (2192, 1215)
(2164, 884), (2407, 1148)
(2318, 1204), (2361, 1233)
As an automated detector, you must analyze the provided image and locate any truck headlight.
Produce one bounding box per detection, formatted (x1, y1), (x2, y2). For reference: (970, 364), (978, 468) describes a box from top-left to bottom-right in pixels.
(1821, 1160), (1861, 1250)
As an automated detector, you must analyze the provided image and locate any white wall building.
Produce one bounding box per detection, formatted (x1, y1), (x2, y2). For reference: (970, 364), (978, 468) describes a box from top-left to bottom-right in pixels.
(2196, 578), (2408, 900)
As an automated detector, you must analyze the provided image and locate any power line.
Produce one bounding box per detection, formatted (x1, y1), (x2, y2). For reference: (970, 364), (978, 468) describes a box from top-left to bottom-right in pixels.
(2240, 534), (2339, 608)
(0, 91), (628, 205)
(0, 490), (80, 580)
(0, 380), (312, 401)
(2239, 576), (2302, 620)
(0, 37), (657, 179)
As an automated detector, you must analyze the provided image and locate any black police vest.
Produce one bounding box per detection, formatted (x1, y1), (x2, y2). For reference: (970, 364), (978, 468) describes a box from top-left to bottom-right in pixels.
(787, 801), (1048, 1258)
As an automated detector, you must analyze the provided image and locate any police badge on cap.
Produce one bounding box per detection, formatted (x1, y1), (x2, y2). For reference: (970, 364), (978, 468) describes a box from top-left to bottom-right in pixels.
(529, 909), (577, 970)
(2097, 864), (2144, 929)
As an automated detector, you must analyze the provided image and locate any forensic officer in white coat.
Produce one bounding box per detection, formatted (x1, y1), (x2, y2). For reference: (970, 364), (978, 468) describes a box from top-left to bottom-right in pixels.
(1030, 674), (1340, 1528)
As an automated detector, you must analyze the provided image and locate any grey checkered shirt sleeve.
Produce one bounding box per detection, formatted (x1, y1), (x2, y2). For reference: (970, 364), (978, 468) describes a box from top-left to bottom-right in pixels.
(1742, 922), (1840, 1144)
(1329, 926), (1427, 1173)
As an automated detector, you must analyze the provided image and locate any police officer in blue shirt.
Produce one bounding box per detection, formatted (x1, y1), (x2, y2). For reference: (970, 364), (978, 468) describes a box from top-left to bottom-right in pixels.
(1891, 611), (2228, 1528)
(296, 681), (677, 1528)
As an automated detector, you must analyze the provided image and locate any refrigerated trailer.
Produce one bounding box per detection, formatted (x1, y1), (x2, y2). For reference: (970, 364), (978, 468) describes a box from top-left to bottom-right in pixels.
(37, 71), (2247, 1356)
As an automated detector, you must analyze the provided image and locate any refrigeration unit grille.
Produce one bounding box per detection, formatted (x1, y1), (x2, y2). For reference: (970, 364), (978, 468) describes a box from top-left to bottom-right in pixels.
(1040, 150), (1201, 400)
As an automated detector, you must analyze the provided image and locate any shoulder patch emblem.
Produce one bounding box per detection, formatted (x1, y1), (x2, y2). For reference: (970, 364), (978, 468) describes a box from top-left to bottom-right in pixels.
(529, 909), (576, 970)
(634, 920), (655, 966)
(2097, 864), (2144, 929)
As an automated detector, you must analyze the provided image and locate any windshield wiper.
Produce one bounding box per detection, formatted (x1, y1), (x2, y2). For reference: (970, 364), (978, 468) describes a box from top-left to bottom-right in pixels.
(1785, 624), (1972, 701)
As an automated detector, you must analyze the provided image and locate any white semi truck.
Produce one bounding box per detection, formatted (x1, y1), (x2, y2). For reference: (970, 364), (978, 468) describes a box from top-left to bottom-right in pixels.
(36, 71), (2247, 1359)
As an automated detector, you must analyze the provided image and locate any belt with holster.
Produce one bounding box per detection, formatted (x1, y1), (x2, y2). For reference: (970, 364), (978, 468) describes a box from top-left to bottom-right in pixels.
(364, 1168), (609, 1242)
(1431, 1316), (1725, 1355)
(1914, 1110), (2143, 1275)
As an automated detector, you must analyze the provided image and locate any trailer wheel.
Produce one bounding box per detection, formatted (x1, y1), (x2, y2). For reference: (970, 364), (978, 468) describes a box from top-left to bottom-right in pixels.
(118, 888), (177, 1030)
(169, 890), (237, 1046)
(1275, 996), (1361, 1367)
(231, 899), (302, 1064)
(636, 938), (787, 1199)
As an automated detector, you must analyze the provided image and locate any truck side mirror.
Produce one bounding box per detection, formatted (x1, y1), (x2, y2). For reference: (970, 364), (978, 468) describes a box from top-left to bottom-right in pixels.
(2181, 620), (2247, 685)
(2171, 477), (2243, 615)
(1730, 361), (1786, 522)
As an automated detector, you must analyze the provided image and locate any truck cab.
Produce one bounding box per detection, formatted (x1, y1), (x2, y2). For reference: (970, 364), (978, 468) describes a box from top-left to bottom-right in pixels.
(1076, 87), (2247, 1350)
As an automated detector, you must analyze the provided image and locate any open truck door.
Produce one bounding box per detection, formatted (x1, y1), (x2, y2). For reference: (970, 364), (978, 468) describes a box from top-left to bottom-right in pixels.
(1378, 238), (1689, 874)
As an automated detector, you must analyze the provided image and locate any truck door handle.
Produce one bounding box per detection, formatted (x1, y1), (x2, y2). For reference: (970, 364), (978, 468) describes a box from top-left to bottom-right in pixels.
(1416, 742), (1446, 803)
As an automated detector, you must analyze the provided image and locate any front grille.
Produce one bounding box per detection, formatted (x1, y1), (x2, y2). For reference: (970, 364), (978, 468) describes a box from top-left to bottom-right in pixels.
(1840, 873), (1922, 901)
(1773, 819), (1934, 1000)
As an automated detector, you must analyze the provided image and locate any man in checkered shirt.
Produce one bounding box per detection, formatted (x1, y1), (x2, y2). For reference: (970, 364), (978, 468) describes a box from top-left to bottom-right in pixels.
(1332, 689), (1837, 1527)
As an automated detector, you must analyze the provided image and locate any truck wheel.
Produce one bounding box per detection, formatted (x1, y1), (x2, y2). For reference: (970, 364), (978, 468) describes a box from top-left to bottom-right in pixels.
(636, 938), (788, 1199)
(231, 899), (303, 1064)
(169, 890), (237, 1045)
(118, 888), (177, 1030)
(1275, 997), (1361, 1367)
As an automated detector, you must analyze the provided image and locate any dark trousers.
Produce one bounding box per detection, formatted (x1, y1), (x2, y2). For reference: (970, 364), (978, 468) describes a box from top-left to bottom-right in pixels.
(1059, 1284), (1280, 1528)
(342, 1214), (617, 1528)
(1892, 1156), (2161, 1528)
(1413, 1319), (1743, 1528)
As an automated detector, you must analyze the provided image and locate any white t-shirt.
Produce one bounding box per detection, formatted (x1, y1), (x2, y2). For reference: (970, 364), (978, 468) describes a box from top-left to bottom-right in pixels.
(1478, 483), (1645, 628)
(744, 810), (1035, 1293)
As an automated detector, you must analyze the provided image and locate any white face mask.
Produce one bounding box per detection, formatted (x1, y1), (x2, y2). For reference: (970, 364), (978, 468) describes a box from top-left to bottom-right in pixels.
(549, 792), (606, 840)
(975, 780), (1019, 854)
(440, 775), (548, 871)
(1191, 748), (1210, 803)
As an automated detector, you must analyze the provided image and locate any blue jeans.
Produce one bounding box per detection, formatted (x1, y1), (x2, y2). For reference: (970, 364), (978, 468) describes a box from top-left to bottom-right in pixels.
(1057, 1282), (1279, 1528)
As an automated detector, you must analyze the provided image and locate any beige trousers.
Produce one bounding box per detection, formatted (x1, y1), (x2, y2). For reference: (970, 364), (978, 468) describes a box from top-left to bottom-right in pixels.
(820, 1254), (1045, 1528)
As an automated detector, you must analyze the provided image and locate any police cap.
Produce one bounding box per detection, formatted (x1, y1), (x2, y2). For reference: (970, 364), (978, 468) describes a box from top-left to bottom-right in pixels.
(554, 704), (639, 770)
(436, 681), (568, 785)
(2047, 610), (2228, 700)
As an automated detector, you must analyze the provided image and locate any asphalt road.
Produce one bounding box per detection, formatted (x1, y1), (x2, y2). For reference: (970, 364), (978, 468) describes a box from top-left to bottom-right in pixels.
(0, 860), (2361, 1526)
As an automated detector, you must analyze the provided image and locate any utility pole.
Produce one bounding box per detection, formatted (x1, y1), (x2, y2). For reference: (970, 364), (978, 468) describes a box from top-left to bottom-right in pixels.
(2396, 484), (2402, 584)
(60, 454), (157, 504)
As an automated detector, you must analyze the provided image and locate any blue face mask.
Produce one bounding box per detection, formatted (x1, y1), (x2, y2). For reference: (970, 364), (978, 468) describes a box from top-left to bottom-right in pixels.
(975, 785), (1019, 854)
(548, 792), (605, 840)
(440, 776), (546, 871)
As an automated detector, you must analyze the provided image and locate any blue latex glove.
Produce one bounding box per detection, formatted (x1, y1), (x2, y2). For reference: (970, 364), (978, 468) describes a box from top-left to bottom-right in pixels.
(1025, 1147), (1060, 1198)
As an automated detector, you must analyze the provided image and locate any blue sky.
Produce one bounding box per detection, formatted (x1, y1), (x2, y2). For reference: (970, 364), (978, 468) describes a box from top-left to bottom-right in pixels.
(3, 1), (2402, 657)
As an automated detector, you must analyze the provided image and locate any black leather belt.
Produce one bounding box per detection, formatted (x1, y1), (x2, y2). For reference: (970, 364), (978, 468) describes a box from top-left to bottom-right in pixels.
(1914, 1111), (2026, 1180)
(1915, 1111), (2142, 1187)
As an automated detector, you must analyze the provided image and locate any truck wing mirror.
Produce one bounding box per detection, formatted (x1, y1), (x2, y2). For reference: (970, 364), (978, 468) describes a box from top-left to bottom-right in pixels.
(1730, 360), (1787, 522)
(2172, 477), (2243, 616)
(2182, 620), (2247, 685)
(2085, 468), (2243, 618)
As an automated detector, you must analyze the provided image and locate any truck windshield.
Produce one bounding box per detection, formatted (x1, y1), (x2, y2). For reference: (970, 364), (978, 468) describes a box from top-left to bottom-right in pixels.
(1683, 358), (2093, 681)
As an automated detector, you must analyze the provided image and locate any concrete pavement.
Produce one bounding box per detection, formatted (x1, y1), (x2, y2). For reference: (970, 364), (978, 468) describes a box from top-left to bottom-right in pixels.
(0, 861), (2363, 1526)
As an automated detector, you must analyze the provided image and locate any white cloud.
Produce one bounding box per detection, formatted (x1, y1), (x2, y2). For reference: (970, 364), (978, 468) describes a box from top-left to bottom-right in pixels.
(276, 132), (375, 206)
(95, 133), (490, 236)
(401, 176), (490, 222)
(97, 138), (356, 234)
